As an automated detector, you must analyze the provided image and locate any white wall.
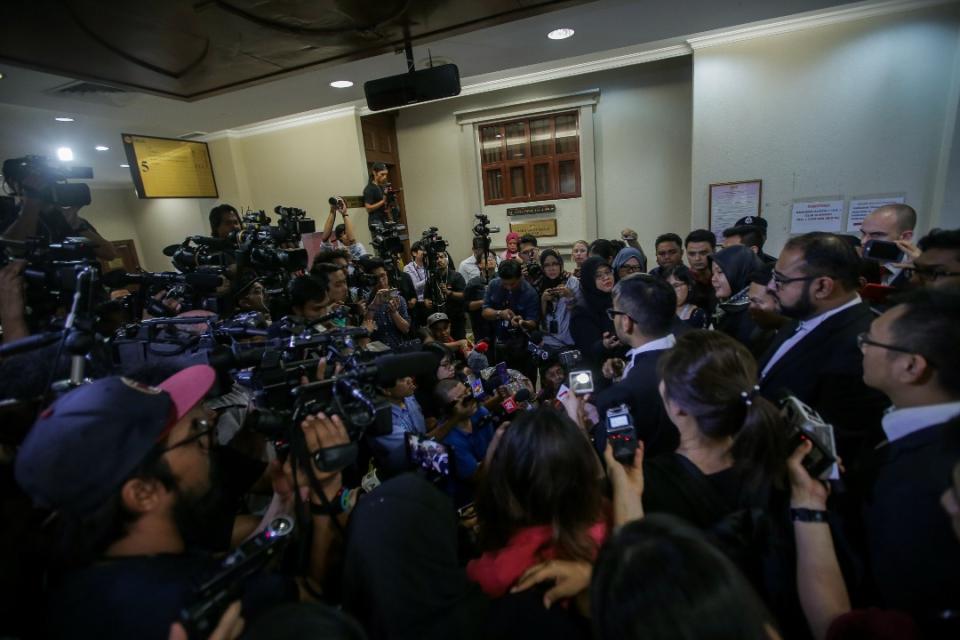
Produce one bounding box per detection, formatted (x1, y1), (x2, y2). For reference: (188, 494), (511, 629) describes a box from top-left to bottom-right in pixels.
(396, 58), (693, 263)
(83, 187), (143, 249)
(691, 3), (960, 255)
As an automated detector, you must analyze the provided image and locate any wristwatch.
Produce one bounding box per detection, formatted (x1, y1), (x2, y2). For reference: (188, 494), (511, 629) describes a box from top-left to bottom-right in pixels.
(790, 507), (828, 523)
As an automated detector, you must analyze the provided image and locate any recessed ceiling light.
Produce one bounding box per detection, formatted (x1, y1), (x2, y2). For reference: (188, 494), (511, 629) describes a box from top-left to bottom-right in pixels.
(547, 28), (575, 40)
(120, 164), (129, 168)
(57, 147), (74, 162)
(0, 72), (5, 80)
(55, 117), (75, 122)
(330, 80), (354, 89)
(95, 145), (109, 151)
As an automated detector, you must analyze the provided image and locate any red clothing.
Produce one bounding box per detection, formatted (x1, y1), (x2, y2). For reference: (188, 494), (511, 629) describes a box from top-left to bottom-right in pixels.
(466, 522), (608, 598)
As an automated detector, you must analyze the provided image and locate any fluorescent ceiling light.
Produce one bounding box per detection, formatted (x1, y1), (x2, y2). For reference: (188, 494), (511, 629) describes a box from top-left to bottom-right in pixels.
(95, 145), (109, 151)
(330, 80), (354, 88)
(547, 28), (575, 40)
(120, 164), (129, 168)
(57, 147), (74, 161)
(55, 116), (75, 122)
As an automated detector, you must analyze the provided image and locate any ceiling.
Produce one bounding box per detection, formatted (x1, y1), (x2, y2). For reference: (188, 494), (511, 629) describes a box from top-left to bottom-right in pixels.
(0, 0), (861, 186)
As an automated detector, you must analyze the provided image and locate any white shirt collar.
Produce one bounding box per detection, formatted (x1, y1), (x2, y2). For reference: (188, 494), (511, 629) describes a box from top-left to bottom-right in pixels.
(625, 334), (676, 360)
(797, 294), (862, 332)
(882, 401), (960, 442)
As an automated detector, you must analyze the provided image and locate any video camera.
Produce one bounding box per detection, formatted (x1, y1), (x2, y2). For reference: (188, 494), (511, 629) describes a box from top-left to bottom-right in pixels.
(383, 182), (401, 220)
(472, 213), (500, 237)
(2, 155), (93, 208)
(370, 221), (406, 256)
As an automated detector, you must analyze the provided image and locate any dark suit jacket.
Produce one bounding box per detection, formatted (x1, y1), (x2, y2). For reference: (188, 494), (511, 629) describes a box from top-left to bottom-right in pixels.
(862, 417), (960, 618)
(758, 302), (889, 460)
(592, 349), (679, 458)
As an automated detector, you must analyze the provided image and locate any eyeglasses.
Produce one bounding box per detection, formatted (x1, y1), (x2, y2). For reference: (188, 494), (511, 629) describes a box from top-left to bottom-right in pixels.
(770, 272), (820, 289)
(520, 249), (538, 257)
(606, 308), (631, 321)
(903, 267), (960, 282)
(619, 264), (643, 274)
(595, 269), (614, 279)
(161, 418), (217, 453)
(856, 332), (915, 355)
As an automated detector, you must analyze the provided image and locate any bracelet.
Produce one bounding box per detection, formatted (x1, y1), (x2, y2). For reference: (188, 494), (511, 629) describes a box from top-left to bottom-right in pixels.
(790, 507), (828, 523)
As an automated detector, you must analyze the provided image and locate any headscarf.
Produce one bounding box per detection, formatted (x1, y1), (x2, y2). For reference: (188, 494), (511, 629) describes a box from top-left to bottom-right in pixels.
(538, 249), (569, 292)
(711, 245), (763, 298)
(612, 247), (647, 281)
(578, 256), (613, 313)
(502, 232), (521, 261)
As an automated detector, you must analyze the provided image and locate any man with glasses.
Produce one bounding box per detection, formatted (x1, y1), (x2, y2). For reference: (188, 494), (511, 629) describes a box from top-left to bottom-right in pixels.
(518, 234), (542, 287)
(14, 365), (350, 638)
(857, 288), (960, 623)
(906, 228), (960, 289)
(759, 232), (888, 459)
(591, 274), (681, 458)
(859, 204), (916, 287)
(435, 378), (495, 504)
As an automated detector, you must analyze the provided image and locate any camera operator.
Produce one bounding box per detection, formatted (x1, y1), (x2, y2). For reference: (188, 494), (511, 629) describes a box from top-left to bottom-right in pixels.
(209, 204), (242, 239)
(403, 240), (429, 305)
(2, 174), (116, 262)
(438, 251), (467, 340)
(458, 236), (501, 283)
(481, 260), (540, 382)
(12, 365), (355, 638)
(362, 162), (394, 232)
(229, 272), (271, 321)
(320, 199), (368, 260)
(464, 255), (500, 346)
(518, 234), (543, 288)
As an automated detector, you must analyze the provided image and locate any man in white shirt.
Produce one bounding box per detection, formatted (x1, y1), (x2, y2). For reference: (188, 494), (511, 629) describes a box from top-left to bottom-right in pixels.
(458, 237), (501, 283)
(758, 232), (888, 459)
(858, 287), (960, 620)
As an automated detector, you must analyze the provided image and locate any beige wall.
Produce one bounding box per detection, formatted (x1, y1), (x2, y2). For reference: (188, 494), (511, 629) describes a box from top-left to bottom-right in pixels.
(83, 187), (143, 251)
(396, 57), (693, 263)
(691, 4), (960, 255)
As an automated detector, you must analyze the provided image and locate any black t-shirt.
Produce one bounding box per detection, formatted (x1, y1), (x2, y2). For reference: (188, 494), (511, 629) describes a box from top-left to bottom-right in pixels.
(464, 276), (492, 343)
(47, 552), (297, 640)
(362, 182), (387, 228)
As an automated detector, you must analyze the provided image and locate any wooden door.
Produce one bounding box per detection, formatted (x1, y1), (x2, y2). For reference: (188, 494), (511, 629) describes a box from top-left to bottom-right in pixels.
(100, 239), (142, 273)
(360, 112), (410, 256)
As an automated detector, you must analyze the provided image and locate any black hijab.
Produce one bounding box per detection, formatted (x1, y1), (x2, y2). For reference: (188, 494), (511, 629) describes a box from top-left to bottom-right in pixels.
(538, 249), (569, 292)
(711, 245), (762, 298)
(578, 256), (613, 312)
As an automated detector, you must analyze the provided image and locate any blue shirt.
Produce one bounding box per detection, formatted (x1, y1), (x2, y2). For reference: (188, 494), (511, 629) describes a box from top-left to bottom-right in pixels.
(371, 296), (410, 349)
(442, 407), (495, 480)
(482, 277), (540, 341)
(369, 396), (426, 475)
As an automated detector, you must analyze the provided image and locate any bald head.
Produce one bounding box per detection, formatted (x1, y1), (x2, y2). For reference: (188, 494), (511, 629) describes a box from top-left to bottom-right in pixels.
(860, 204), (916, 243)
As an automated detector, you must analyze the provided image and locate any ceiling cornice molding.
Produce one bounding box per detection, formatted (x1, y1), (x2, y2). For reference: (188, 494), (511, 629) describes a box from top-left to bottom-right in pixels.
(203, 105), (358, 140)
(202, 0), (951, 139)
(686, 0), (954, 50)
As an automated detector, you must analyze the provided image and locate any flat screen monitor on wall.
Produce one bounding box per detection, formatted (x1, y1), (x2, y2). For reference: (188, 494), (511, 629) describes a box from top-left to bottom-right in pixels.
(121, 133), (219, 199)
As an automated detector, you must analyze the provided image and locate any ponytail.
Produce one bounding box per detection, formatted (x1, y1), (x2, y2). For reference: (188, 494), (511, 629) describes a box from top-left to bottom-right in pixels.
(730, 394), (788, 491)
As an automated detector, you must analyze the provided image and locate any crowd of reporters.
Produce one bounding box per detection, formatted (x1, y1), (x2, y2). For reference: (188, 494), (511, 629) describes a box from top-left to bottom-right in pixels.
(1, 162), (959, 640)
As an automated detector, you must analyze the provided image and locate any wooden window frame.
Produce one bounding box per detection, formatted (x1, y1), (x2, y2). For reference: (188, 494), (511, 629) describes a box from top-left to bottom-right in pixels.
(479, 111), (582, 205)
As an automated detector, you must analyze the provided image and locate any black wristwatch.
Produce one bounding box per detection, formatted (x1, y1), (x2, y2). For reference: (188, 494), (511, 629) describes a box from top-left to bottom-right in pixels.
(790, 507), (828, 523)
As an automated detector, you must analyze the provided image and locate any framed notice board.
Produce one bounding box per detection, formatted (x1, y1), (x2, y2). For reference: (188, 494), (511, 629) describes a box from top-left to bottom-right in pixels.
(122, 133), (219, 199)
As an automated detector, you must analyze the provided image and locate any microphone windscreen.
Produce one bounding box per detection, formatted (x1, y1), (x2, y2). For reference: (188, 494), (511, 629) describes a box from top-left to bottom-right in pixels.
(162, 244), (181, 257)
(514, 388), (532, 403)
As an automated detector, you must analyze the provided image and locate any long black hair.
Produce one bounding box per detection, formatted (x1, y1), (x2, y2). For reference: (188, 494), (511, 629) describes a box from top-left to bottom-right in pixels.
(592, 514), (775, 640)
(475, 407), (603, 561)
(658, 330), (788, 490)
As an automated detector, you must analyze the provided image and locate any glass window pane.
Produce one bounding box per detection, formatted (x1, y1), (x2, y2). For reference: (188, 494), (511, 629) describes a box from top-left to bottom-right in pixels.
(505, 122), (527, 160)
(558, 160), (577, 194)
(533, 163), (551, 195)
(486, 168), (503, 200)
(555, 113), (579, 155)
(510, 166), (527, 198)
(529, 118), (552, 157)
(480, 126), (503, 163)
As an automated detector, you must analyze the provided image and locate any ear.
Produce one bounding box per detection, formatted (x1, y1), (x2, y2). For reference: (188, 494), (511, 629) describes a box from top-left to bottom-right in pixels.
(898, 352), (931, 385)
(120, 477), (168, 515)
(901, 230), (914, 242)
(813, 276), (837, 299)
